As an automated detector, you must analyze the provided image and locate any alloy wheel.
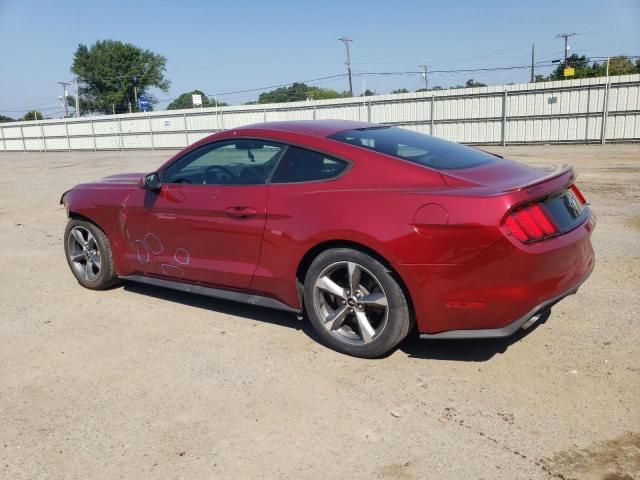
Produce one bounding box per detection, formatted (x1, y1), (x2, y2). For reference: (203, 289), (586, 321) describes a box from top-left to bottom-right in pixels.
(313, 261), (389, 345)
(67, 226), (101, 281)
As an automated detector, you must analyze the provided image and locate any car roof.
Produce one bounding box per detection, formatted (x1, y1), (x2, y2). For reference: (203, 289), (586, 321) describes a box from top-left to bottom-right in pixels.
(233, 120), (377, 138)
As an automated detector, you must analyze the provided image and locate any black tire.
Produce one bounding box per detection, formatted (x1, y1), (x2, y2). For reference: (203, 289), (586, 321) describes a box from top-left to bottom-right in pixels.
(63, 218), (120, 290)
(303, 248), (411, 358)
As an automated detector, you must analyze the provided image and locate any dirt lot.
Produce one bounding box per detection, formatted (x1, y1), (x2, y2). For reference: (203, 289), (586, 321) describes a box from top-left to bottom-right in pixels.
(1, 144), (639, 480)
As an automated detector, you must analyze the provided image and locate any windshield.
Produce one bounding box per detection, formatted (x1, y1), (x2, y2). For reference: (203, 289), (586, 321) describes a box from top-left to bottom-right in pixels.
(329, 127), (496, 170)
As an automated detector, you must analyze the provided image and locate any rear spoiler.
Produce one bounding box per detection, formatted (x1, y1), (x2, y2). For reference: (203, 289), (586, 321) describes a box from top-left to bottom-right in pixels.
(502, 165), (575, 194)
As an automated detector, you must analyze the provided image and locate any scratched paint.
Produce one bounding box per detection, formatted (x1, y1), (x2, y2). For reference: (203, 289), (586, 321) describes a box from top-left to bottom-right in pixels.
(161, 264), (184, 277)
(145, 233), (164, 254)
(133, 233), (191, 278)
(135, 240), (149, 263)
(174, 248), (190, 265)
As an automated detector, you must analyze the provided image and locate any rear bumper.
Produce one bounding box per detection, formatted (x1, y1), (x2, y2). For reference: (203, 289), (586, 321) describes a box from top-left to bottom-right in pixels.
(419, 262), (593, 339)
(400, 213), (596, 336)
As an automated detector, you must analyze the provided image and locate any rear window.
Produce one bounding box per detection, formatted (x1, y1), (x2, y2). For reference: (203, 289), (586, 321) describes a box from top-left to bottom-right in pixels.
(329, 127), (495, 170)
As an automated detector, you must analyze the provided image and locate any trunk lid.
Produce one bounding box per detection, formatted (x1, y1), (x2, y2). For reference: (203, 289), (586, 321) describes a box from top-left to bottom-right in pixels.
(440, 156), (589, 242)
(440, 156), (572, 193)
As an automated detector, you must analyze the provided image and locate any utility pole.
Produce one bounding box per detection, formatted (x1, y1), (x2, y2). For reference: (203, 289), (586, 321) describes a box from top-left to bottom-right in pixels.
(57, 81), (70, 118)
(74, 77), (80, 118)
(555, 33), (577, 77)
(133, 77), (138, 112)
(339, 36), (354, 97)
(530, 45), (535, 82)
(419, 65), (429, 90)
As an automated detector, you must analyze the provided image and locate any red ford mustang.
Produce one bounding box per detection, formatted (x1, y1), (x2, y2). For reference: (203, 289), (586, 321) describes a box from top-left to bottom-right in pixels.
(61, 120), (595, 357)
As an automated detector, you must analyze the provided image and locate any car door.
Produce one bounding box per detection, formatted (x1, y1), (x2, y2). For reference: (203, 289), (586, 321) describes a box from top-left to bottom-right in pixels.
(122, 139), (285, 289)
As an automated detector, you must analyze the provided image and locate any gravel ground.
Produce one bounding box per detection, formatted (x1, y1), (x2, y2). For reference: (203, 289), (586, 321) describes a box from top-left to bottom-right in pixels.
(1, 144), (639, 480)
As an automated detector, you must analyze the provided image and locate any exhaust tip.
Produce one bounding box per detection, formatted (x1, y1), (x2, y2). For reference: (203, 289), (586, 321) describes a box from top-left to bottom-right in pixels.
(521, 312), (543, 330)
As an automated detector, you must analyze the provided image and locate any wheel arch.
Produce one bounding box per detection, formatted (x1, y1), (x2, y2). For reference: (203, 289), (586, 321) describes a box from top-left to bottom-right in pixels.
(295, 239), (415, 321)
(68, 211), (103, 229)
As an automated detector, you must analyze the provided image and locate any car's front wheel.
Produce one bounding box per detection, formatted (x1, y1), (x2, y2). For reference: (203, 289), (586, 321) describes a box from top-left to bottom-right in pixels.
(64, 219), (120, 290)
(303, 248), (411, 358)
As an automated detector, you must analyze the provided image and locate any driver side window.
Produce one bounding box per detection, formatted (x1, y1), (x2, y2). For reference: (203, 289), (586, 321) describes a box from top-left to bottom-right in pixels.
(162, 140), (285, 185)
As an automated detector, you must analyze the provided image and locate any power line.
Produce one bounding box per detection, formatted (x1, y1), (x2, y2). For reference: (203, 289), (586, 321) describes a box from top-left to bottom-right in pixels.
(206, 74), (347, 98)
(0, 100), (60, 111)
(3, 55), (639, 115)
(354, 61), (563, 76)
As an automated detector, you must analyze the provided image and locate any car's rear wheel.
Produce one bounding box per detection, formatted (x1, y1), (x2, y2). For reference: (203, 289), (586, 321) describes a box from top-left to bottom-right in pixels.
(303, 248), (411, 358)
(64, 219), (119, 290)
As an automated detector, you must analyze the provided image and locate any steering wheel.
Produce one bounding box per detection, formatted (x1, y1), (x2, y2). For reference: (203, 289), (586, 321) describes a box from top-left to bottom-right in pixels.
(173, 177), (192, 184)
(203, 165), (235, 184)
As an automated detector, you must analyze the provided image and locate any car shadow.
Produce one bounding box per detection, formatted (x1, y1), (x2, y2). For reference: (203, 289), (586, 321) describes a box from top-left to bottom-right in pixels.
(122, 281), (308, 333)
(398, 309), (552, 361)
(121, 281), (550, 362)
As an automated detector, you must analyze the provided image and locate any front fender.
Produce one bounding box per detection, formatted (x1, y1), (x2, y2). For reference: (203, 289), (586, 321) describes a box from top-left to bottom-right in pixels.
(62, 186), (136, 275)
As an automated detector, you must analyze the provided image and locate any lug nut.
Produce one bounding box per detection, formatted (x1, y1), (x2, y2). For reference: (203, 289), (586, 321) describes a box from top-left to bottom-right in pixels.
(345, 289), (351, 296)
(355, 291), (362, 298)
(341, 300), (347, 305)
(357, 304), (364, 310)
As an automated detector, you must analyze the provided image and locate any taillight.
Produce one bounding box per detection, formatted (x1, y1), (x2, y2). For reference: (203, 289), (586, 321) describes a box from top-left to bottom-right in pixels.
(504, 203), (559, 242)
(570, 184), (587, 205)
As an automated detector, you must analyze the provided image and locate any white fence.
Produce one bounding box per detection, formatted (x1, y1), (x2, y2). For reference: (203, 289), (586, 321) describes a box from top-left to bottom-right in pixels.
(1, 74), (639, 152)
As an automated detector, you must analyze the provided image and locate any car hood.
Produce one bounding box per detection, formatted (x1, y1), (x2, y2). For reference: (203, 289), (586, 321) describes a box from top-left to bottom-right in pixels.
(94, 172), (146, 184)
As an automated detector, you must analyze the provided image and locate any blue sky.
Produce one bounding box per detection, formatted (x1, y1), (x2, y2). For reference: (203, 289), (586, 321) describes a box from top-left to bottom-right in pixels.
(1, 0), (638, 118)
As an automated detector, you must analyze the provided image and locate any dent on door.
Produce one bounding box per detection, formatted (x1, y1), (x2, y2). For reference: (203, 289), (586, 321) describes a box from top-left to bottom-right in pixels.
(121, 187), (193, 278)
(121, 183), (268, 288)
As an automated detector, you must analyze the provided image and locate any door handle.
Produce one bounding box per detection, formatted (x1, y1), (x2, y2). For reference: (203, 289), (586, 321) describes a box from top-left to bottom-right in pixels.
(225, 206), (257, 219)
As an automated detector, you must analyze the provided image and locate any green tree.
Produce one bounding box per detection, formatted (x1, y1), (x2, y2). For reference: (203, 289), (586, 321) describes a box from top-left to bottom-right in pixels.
(547, 54), (590, 80)
(71, 40), (170, 114)
(256, 83), (344, 103)
(391, 88), (409, 94)
(0, 115), (15, 123)
(537, 54), (640, 82)
(599, 56), (638, 76)
(464, 79), (487, 88)
(416, 86), (443, 92)
(306, 86), (344, 100)
(361, 89), (376, 97)
(22, 111), (44, 121)
(167, 90), (228, 110)
(450, 79), (488, 89)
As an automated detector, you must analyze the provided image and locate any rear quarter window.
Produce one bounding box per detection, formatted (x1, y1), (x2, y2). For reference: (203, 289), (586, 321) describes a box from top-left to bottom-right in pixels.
(329, 127), (495, 170)
(271, 146), (347, 183)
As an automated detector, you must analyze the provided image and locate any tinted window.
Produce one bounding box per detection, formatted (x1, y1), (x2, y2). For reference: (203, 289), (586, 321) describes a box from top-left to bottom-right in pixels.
(271, 146), (347, 183)
(162, 140), (284, 185)
(329, 127), (495, 170)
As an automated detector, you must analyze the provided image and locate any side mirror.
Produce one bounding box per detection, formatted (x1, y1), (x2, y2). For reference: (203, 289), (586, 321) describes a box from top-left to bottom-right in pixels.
(143, 172), (162, 190)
